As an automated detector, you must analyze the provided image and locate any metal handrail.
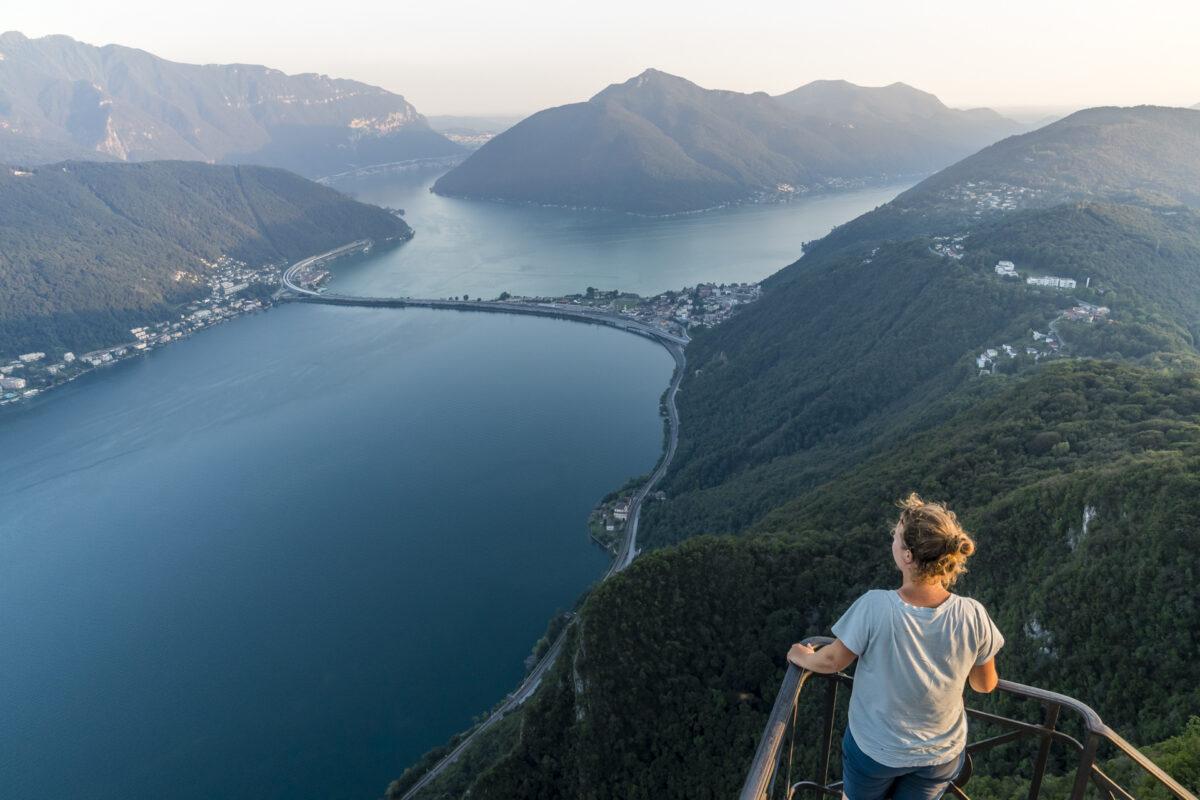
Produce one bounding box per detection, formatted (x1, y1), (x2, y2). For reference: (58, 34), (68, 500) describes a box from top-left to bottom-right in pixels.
(740, 640), (1197, 800)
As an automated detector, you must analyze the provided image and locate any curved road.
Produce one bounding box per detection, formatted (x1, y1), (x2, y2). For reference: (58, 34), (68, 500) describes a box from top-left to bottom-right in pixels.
(282, 244), (688, 799)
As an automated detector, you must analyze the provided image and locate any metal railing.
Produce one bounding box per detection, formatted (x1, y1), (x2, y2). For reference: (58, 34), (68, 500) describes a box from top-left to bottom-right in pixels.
(741, 637), (1197, 800)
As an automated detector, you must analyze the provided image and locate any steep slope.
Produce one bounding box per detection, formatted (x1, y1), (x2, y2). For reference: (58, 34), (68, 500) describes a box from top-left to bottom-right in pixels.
(436, 363), (1200, 799)
(0, 160), (410, 356)
(395, 106), (1200, 798)
(432, 70), (1020, 215)
(648, 107), (1200, 548)
(797, 105), (1200, 261)
(0, 32), (461, 176)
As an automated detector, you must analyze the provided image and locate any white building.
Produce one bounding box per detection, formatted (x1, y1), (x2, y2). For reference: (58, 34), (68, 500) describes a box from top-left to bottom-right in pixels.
(1027, 276), (1077, 289)
(994, 260), (1018, 277)
(613, 499), (631, 521)
(18, 352), (45, 363)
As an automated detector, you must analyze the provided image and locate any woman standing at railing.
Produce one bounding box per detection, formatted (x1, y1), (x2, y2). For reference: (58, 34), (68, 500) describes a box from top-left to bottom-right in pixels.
(787, 494), (1004, 800)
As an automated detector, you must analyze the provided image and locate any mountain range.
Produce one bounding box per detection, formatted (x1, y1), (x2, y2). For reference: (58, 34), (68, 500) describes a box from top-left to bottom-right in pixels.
(396, 106), (1200, 798)
(0, 32), (461, 177)
(431, 69), (1024, 214)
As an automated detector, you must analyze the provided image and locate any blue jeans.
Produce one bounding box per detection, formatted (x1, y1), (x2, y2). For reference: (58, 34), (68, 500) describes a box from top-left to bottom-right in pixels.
(841, 727), (963, 800)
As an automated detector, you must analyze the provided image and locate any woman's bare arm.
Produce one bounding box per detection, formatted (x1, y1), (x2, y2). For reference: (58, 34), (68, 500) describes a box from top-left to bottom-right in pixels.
(968, 658), (998, 692)
(787, 639), (857, 673)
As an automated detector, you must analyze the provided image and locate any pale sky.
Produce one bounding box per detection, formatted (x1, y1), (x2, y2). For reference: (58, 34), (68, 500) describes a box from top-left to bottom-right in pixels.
(6, 0), (1199, 117)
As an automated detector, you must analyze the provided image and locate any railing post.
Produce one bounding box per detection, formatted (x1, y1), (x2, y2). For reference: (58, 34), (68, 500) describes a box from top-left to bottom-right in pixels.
(817, 677), (840, 788)
(1069, 731), (1102, 800)
(1027, 701), (1061, 800)
(741, 665), (807, 800)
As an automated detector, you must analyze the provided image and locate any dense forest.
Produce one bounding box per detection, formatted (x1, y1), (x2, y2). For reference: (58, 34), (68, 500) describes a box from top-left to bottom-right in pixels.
(397, 107), (1200, 799)
(0, 160), (410, 358)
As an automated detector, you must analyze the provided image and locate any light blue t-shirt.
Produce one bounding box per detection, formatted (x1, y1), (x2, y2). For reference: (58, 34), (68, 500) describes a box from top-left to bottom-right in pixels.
(831, 589), (1004, 767)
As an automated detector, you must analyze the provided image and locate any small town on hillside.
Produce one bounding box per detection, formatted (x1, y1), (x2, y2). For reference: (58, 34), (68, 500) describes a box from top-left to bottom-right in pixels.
(1, 256), (279, 405)
(939, 181), (1047, 216)
(975, 258), (1111, 374)
(1, 250), (762, 406)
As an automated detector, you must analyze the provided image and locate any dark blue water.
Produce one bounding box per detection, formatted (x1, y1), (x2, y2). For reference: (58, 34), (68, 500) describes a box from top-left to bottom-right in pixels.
(0, 171), (913, 800)
(0, 306), (668, 799)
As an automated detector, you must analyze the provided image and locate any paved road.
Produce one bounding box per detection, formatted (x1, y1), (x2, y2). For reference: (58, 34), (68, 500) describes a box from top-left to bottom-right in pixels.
(281, 244), (689, 799)
(282, 253), (688, 348)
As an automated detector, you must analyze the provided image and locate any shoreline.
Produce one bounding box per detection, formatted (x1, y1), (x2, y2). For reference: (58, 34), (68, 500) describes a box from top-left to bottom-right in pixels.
(429, 172), (926, 219)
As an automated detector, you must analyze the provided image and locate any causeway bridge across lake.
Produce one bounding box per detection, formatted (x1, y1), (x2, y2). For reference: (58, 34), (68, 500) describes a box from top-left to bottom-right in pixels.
(281, 248), (690, 348)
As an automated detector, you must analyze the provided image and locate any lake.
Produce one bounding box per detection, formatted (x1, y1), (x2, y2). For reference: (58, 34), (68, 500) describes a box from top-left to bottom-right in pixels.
(0, 170), (912, 800)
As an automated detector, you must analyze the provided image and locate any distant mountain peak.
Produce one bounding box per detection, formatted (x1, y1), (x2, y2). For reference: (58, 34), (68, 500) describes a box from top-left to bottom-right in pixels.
(434, 70), (1021, 215)
(605, 68), (699, 95)
(0, 32), (461, 175)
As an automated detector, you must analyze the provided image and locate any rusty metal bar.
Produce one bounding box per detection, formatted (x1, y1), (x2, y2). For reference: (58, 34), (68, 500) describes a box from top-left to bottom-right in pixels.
(1027, 702), (1061, 800)
(1071, 731), (1102, 800)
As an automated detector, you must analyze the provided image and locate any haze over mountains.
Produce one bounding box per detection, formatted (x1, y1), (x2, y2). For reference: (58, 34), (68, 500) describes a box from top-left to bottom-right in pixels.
(0, 32), (461, 177)
(432, 69), (1024, 214)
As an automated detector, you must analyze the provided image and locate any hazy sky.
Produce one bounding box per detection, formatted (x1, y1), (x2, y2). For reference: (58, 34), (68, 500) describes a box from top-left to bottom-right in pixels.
(7, 0), (1199, 116)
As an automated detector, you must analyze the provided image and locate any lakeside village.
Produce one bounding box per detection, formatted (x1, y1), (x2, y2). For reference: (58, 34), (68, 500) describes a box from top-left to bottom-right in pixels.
(491, 282), (763, 335)
(1, 256), (280, 406)
(1, 251), (761, 406)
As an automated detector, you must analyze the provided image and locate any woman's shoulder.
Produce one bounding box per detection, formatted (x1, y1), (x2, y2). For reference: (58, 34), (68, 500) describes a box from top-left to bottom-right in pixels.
(948, 593), (998, 622)
(851, 589), (896, 611)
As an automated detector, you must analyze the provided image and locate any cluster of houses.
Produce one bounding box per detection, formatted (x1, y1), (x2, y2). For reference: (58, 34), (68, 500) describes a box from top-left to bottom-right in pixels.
(1062, 302), (1111, 323)
(976, 330), (1060, 374)
(976, 305), (1112, 376)
(943, 181), (1045, 216)
(635, 282), (762, 331)
(1, 255), (279, 405)
(1, 352), (60, 401)
(931, 235), (967, 259)
(537, 282), (763, 335)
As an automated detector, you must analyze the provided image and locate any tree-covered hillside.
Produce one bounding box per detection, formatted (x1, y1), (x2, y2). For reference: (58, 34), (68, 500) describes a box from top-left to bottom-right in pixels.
(408, 362), (1200, 800)
(641, 201), (1200, 549)
(795, 106), (1200, 262)
(396, 106), (1200, 799)
(432, 70), (1019, 215)
(0, 160), (410, 357)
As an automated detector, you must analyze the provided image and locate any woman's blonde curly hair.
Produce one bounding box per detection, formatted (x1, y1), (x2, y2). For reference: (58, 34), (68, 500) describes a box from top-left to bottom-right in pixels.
(896, 493), (975, 587)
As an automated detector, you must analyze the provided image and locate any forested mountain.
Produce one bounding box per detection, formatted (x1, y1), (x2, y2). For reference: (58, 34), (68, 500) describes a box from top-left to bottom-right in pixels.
(0, 32), (462, 176)
(0, 160), (410, 357)
(800, 105), (1200, 258)
(431, 70), (1021, 215)
(397, 107), (1200, 798)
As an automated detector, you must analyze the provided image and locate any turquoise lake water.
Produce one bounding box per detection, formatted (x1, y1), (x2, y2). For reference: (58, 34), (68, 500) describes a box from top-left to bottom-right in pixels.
(0, 170), (913, 799)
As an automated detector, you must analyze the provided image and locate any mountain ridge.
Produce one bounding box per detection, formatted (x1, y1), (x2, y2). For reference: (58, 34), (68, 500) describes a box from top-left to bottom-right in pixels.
(432, 69), (1023, 215)
(0, 31), (462, 176)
